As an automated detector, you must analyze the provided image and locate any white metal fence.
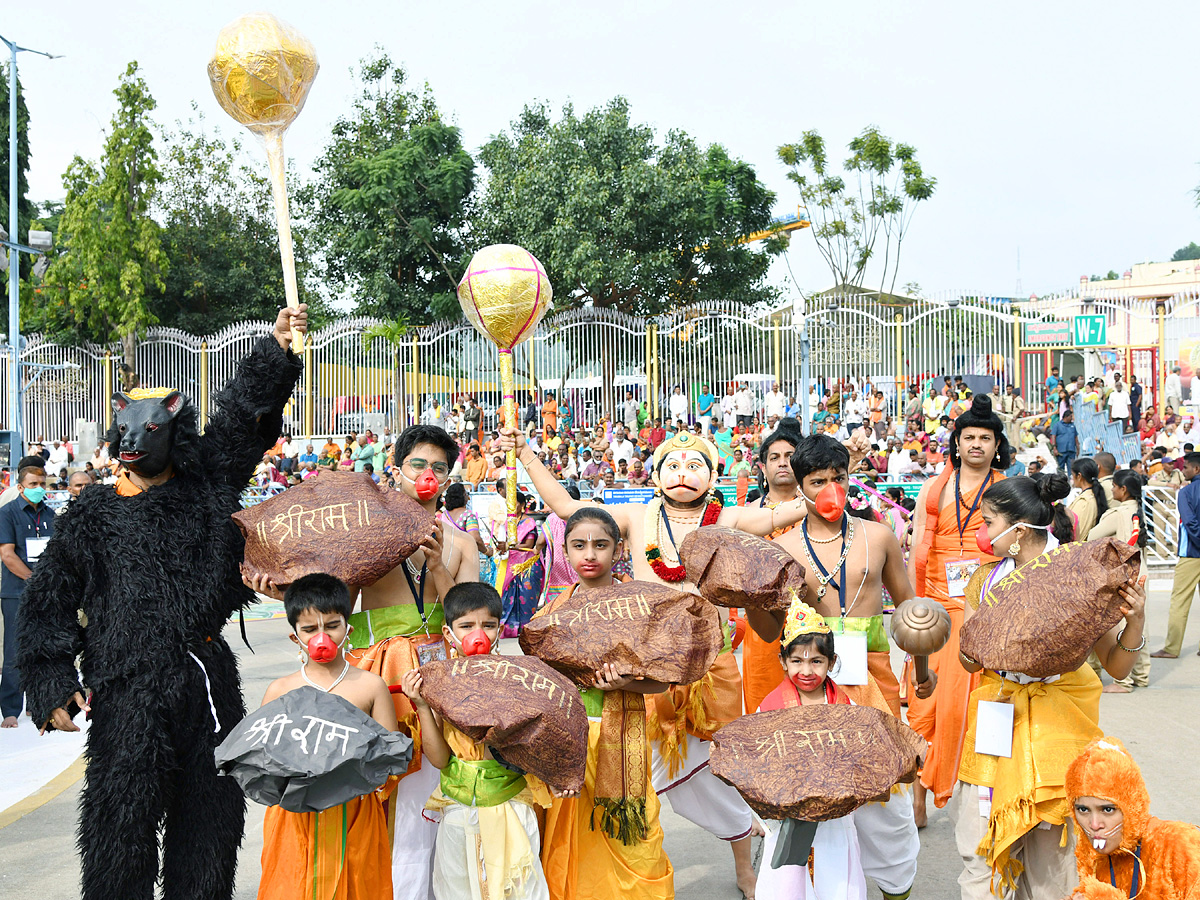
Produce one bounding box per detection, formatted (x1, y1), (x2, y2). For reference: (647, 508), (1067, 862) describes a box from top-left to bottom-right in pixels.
(8, 286), (1200, 447)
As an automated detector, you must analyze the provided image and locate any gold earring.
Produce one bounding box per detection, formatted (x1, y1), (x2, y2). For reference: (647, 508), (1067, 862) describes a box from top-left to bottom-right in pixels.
(1008, 541), (1021, 557)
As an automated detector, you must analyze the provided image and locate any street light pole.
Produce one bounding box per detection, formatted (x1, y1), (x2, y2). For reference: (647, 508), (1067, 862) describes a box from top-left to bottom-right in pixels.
(1, 34), (59, 463)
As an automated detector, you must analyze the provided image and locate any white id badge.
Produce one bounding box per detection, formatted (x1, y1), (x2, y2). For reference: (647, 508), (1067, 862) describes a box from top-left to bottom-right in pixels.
(25, 537), (49, 563)
(833, 632), (869, 685)
(945, 557), (980, 598)
(974, 700), (1015, 758)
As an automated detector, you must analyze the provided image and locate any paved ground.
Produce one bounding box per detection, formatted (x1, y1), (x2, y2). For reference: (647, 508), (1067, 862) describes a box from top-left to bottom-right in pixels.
(2, 585), (1198, 899)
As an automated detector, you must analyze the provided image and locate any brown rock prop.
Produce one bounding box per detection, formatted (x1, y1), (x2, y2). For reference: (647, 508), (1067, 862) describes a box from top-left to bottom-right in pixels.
(709, 704), (925, 821)
(678, 525), (806, 612)
(233, 471), (435, 589)
(519, 580), (722, 685)
(959, 538), (1140, 679)
(417, 655), (588, 793)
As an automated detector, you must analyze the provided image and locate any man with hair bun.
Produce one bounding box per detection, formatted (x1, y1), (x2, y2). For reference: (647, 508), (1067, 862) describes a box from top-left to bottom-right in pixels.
(907, 394), (1012, 826)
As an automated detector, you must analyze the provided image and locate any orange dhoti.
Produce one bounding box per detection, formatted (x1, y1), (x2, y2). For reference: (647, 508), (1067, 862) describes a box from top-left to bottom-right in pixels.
(345, 606), (449, 900)
(741, 624), (783, 720)
(258, 793), (393, 900)
(908, 465), (1001, 809)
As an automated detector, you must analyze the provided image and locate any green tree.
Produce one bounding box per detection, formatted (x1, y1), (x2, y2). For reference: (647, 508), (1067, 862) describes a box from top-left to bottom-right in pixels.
(778, 126), (936, 295)
(475, 99), (784, 316)
(41, 62), (166, 383)
(0, 71), (37, 288)
(150, 111), (328, 335)
(1171, 242), (1200, 261)
(308, 52), (474, 323)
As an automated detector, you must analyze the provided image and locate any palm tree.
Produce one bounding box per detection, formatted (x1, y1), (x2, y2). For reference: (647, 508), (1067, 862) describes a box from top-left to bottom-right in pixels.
(362, 317), (409, 429)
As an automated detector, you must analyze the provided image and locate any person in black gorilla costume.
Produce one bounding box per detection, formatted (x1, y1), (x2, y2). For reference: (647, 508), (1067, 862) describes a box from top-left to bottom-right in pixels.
(17, 307), (306, 900)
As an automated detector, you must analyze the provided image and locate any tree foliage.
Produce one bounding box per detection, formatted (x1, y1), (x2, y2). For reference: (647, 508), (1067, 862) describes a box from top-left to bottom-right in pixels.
(474, 98), (784, 316)
(40, 62), (166, 378)
(308, 52), (474, 323)
(1171, 242), (1200, 262)
(150, 111), (327, 335)
(0, 71), (36, 288)
(778, 126), (935, 295)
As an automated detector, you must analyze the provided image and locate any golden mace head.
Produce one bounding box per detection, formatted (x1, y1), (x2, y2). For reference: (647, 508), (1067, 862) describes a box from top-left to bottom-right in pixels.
(207, 12), (319, 136)
(457, 244), (553, 349)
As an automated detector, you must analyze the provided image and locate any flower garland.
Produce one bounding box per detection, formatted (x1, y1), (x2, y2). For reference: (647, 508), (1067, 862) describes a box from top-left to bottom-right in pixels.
(644, 494), (723, 582)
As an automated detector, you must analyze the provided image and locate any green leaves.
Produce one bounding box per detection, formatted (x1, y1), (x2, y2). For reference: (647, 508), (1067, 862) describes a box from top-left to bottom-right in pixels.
(778, 125), (936, 296)
(475, 98), (781, 315)
(310, 52), (474, 323)
(41, 62), (166, 371)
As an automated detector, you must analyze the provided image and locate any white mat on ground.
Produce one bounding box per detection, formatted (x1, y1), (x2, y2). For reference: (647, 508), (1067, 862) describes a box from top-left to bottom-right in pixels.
(0, 716), (89, 815)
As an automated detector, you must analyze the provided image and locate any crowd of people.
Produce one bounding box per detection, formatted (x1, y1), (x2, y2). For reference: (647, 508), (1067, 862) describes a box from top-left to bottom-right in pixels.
(6, 341), (1200, 900)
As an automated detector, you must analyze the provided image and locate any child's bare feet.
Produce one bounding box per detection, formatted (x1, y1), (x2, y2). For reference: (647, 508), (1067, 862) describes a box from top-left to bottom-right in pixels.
(732, 835), (757, 899)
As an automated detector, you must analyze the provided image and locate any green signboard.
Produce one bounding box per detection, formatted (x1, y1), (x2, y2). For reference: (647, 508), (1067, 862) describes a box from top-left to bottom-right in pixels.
(1025, 321), (1071, 345)
(1073, 314), (1107, 347)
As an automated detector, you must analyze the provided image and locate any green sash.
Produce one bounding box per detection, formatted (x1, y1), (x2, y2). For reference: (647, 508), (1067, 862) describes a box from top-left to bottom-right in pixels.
(578, 686), (604, 719)
(438, 756), (526, 808)
(347, 603), (446, 649)
(824, 614), (890, 653)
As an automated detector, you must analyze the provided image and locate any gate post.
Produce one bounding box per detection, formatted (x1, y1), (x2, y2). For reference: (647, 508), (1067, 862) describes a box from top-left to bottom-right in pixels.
(199, 341), (209, 428)
(893, 311), (904, 420)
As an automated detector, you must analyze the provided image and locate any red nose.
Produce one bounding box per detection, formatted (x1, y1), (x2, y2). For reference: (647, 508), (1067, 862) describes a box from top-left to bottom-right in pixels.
(416, 470), (440, 501)
(460, 629), (492, 656)
(307, 633), (338, 663)
(815, 483), (847, 522)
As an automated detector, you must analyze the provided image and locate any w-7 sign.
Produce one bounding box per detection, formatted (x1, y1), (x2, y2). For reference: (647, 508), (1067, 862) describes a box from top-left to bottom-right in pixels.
(1074, 315), (1107, 347)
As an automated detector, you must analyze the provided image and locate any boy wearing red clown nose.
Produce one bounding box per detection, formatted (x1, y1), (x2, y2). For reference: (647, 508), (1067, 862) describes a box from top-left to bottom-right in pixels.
(773, 434), (931, 900)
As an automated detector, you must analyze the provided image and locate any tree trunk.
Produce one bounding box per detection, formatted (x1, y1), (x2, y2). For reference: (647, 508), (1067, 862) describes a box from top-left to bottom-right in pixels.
(120, 331), (139, 390)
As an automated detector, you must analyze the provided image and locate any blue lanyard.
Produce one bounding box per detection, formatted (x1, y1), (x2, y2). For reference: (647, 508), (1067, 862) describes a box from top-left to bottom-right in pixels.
(802, 516), (849, 615)
(1109, 842), (1141, 898)
(955, 468), (993, 548)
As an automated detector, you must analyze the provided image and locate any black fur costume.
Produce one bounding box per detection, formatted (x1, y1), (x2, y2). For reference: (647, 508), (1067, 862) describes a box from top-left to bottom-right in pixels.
(17, 336), (301, 900)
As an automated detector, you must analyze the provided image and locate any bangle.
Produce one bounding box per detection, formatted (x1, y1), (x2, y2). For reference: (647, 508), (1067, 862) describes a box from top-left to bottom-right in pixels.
(1116, 628), (1146, 653)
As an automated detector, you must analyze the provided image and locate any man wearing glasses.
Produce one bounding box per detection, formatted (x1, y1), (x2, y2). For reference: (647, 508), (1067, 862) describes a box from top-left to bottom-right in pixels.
(345, 424), (480, 900)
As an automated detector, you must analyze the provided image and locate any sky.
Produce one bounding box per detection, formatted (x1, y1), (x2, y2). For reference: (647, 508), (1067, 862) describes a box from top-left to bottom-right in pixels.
(6, 0), (1200, 301)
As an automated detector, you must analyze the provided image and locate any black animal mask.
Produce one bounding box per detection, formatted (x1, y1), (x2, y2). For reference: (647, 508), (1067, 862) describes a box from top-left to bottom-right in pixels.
(111, 391), (186, 477)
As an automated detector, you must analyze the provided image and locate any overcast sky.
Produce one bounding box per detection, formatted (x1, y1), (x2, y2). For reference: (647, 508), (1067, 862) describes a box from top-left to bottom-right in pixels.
(8, 0), (1200, 300)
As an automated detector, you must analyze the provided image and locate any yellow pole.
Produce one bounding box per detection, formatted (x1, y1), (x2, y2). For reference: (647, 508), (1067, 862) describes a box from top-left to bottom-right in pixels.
(199, 341), (209, 429)
(1158, 301), (1167, 416)
(103, 352), (113, 431)
(529, 335), (536, 403)
(645, 324), (652, 417)
(894, 312), (904, 420)
(1012, 307), (1022, 393)
(499, 349), (518, 544)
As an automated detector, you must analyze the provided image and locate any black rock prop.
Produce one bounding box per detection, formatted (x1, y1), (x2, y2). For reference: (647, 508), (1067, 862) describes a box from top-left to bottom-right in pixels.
(215, 687), (413, 813)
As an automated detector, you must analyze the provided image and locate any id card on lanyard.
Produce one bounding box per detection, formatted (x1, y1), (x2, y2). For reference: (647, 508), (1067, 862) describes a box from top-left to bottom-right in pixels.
(401, 558), (448, 665)
(948, 469), (992, 597)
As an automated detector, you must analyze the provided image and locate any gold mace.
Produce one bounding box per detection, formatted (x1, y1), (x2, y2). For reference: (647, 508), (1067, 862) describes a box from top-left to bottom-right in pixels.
(208, 12), (318, 354)
(457, 245), (553, 543)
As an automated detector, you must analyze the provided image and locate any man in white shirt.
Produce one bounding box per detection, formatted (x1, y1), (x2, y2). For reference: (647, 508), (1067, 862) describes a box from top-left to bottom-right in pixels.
(843, 391), (868, 433)
(47, 440), (70, 473)
(887, 440), (908, 479)
(623, 391), (639, 433)
(734, 383), (755, 428)
(609, 426), (635, 467)
(721, 385), (737, 425)
(1108, 376), (1132, 431)
(668, 387), (689, 426)
(1166, 366), (1183, 413)
(764, 381), (787, 421)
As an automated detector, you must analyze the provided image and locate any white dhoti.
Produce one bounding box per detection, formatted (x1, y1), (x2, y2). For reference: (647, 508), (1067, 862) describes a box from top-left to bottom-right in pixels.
(757, 814), (867, 900)
(650, 733), (754, 841)
(431, 800), (548, 900)
(391, 755), (441, 900)
(853, 785), (919, 899)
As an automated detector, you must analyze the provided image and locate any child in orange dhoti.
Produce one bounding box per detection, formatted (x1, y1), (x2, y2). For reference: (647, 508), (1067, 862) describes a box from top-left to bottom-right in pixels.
(533, 507), (675, 900)
(402, 582), (552, 900)
(257, 575), (398, 900)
